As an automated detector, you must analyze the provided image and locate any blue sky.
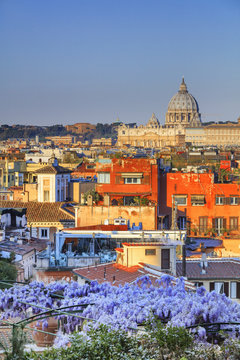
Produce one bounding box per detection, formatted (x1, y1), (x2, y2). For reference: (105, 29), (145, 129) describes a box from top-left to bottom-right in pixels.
(0, 0), (239, 126)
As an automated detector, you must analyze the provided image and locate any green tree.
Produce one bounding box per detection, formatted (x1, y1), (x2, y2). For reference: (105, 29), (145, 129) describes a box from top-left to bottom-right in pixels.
(0, 260), (17, 288)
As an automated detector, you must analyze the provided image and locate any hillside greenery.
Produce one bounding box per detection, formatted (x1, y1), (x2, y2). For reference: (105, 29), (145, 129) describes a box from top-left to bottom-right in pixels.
(0, 123), (118, 141)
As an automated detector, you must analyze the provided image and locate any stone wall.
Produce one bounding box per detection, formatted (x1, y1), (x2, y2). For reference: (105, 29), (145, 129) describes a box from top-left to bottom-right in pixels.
(76, 205), (157, 230)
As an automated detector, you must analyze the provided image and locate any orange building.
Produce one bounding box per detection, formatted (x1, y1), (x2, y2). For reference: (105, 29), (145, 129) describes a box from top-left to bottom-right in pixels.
(95, 158), (160, 206)
(74, 158), (161, 230)
(159, 171), (240, 235)
(71, 162), (97, 180)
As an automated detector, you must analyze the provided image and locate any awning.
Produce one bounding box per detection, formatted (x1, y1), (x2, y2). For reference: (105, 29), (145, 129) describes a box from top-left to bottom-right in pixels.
(121, 173), (143, 178)
(191, 195), (205, 200)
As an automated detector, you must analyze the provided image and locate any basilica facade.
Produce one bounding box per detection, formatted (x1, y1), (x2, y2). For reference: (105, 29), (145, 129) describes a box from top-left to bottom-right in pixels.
(117, 78), (240, 148)
(117, 78), (202, 148)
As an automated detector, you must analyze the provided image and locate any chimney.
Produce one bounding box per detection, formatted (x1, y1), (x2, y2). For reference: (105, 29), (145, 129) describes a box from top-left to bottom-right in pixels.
(47, 243), (51, 257)
(182, 237), (186, 277)
(200, 243), (208, 274)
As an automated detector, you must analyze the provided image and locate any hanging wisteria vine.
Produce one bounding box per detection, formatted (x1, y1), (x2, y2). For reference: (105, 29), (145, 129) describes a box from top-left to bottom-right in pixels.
(1, 275), (240, 347)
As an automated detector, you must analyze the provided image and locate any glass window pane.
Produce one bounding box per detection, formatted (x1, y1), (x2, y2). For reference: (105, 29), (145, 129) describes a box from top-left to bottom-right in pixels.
(231, 282), (237, 299)
(215, 282), (224, 294)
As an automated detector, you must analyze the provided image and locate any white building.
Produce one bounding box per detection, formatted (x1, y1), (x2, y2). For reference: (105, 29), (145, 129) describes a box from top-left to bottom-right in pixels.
(35, 157), (71, 202)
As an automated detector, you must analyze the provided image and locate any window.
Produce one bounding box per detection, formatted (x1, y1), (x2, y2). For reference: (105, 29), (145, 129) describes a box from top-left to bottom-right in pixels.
(124, 178), (141, 184)
(216, 196), (224, 205)
(177, 216), (186, 230)
(215, 282), (224, 294)
(230, 196), (239, 205)
(98, 173), (110, 184)
(230, 217), (238, 230)
(199, 217), (208, 233)
(145, 249), (156, 256)
(174, 196), (187, 206)
(40, 228), (49, 239)
(213, 218), (226, 234)
(191, 195), (205, 206)
(161, 248), (170, 269)
(44, 190), (49, 202)
(231, 282), (237, 299)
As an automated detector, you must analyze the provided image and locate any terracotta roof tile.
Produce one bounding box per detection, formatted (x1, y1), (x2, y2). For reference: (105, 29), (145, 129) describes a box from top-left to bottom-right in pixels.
(67, 225), (128, 231)
(34, 165), (71, 174)
(177, 259), (240, 279)
(0, 201), (74, 223)
(73, 263), (149, 286)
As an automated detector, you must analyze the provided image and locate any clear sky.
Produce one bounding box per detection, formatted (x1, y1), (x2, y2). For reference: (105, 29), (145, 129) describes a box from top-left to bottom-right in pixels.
(0, 0), (240, 126)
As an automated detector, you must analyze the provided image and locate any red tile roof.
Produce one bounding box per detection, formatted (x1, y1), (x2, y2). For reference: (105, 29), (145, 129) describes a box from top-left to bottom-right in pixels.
(67, 225), (129, 231)
(177, 259), (240, 280)
(34, 165), (71, 174)
(73, 263), (149, 286)
(0, 201), (74, 223)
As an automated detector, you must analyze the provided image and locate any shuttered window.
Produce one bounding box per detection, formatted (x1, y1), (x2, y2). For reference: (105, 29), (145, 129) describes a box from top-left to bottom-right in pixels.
(199, 217), (208, 233)
(216, 196), (225, 205)
(210, 282), (214, 291)
(174, 196), (187, 206)
(161, 248), (170, 269)
(115, 175), (121, 184)
(215, 282), (224, 294)
(237, 283), (240, 299)
(224, 282), (229, 297)
(210, 282), (229, 297)
(231, 282), (237, 299)
(124, 178), (141, 184)
(191, 195), (205, 206)
(230, 217), (238, 230)
(230, 196), (239, 205)
(142, 175), (150, 185)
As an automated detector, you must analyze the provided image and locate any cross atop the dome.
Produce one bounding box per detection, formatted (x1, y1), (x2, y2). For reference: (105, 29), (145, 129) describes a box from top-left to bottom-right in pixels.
(179, 77), (187, 92)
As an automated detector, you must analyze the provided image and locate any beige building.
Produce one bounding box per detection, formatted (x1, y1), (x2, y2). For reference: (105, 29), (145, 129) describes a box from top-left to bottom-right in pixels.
(91, 138), (113, 146)
(204, 121), (240, 147)
(116, 242), (176, 275)
(185, 127), (205, 146)
(75, 205), (157, 230)
(117, 113), (185, 148)
(185, 120), (240, 147)
(0, 200), (75, 242)
(34, 157), (71, 202)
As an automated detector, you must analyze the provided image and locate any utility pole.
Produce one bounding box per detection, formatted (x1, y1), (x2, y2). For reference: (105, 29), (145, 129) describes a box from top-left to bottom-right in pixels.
(182, 232), (186, 277)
